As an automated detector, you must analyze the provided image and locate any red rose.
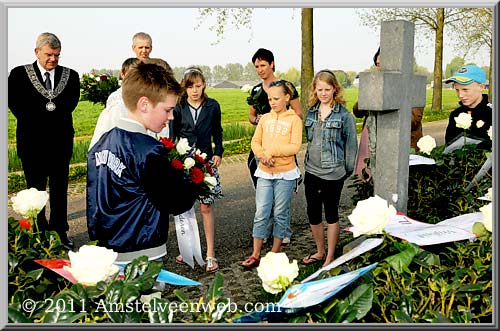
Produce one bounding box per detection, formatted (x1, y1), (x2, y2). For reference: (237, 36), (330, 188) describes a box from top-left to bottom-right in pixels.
(160, 137), (175, 150)
(195, 155), (206, 164)
(100, 75), (108, 81)
(190, 167), (204, 184)
(171, 159), (183, 170)
(205, 163), (214, 176)
(19, 219), (31, 230)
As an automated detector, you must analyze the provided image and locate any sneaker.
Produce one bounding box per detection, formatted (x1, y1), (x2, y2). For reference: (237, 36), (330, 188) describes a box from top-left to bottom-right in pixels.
(282, 237), (291, 245)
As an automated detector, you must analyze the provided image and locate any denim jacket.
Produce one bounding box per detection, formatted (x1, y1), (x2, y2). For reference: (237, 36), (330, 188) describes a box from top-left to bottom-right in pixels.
(304, 102), (358, 176)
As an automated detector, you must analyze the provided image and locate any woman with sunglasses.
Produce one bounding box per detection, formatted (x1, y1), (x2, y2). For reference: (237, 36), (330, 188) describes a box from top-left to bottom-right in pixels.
(246, 48), (303, 245)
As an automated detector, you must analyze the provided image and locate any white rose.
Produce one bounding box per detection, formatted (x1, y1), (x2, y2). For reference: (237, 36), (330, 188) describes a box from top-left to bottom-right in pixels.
(204, 175), (217, 188)
(11, 188), (49, 218)
(95, 76), (101, 82)
(195, 149), (202, 156)
(176, 138), (191, 155)
(348, 195), (397, 238)
(454, 112), (472, 130)
(63, 245), (120, 286)
(416, 135), (436, 155)
(257, 252), (298, 294)
(241, 84), (252, 93)
(476, 120), (485, 128)
(479, 203), (492, 232)
(183, 157), (195, 169)
(487, 127), (492, 140)
(485, 187), (493, 201)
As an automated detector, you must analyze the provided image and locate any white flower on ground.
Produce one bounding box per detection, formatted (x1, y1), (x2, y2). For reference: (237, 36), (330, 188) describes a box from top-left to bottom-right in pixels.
(257, 252), (299, 294)
(241, 84), (252, 93)
(64, 245), (120, 286)
(488, 127), (492, 140)
(485, 187), (493, 201)
(479, 203), (492, 232)
(176, 138), (191, 155)
(204, 175), (217, 188)
(348, 195), (397, 238)
(183, 157), (195, 169)
(454, 113), (472, 129)
(417, 135), (436, 155)
(11, 188), (49, 219)
(476, 120), (485, 128)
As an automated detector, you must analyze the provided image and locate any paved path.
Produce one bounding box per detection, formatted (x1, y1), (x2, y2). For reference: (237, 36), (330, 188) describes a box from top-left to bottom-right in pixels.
(8, 119), (448, 307)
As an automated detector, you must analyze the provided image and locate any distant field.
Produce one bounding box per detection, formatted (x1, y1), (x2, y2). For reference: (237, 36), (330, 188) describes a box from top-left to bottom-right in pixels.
(7, 87), (463, 144)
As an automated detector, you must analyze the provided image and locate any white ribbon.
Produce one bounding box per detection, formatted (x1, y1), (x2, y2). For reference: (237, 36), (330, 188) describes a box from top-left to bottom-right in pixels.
(174, 206), (205, 268)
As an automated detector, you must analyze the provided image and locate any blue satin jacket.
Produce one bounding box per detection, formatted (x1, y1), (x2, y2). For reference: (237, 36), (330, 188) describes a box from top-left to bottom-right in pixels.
(87, 119), (196, 257)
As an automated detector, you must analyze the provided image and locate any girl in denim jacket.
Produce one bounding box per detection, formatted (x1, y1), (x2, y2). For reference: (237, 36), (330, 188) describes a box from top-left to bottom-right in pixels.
(302, 70), (358, 267)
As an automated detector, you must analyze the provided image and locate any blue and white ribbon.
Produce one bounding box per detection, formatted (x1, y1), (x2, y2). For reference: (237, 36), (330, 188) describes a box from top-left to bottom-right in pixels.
(174, 206), (205, 268)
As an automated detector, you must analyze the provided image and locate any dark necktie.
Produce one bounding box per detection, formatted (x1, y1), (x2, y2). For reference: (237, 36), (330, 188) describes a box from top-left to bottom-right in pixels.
(44, 72), (52, 91)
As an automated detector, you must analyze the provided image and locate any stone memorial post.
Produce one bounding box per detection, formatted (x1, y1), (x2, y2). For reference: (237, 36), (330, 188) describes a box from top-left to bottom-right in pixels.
(358, 20), (427, 213)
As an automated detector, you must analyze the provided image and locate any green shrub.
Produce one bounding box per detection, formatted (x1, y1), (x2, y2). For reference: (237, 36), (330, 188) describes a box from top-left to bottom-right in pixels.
(222, 123), (255, 141)
(80, 73), (120, 107)
(349, 144), (492, 222)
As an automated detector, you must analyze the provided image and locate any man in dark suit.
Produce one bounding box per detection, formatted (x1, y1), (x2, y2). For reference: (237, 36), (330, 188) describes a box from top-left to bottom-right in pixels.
(8, 32), (80, 249)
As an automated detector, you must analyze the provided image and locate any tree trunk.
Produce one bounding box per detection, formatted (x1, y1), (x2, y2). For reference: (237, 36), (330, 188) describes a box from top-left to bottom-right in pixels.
(300, 8), (314, 113)
(431, 8), (445, 111)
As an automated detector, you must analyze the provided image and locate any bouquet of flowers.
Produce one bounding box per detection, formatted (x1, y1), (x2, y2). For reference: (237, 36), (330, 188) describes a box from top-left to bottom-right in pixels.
(159, 137), (220, 200)
(80, 72), (120, 107)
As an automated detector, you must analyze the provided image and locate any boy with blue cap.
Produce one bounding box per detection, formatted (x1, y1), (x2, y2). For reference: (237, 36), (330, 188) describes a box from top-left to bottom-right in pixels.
(444, 64), (492, 148)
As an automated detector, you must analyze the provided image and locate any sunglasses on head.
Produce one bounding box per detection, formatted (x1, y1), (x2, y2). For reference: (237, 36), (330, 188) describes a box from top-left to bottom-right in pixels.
(269, 80), (284, 87)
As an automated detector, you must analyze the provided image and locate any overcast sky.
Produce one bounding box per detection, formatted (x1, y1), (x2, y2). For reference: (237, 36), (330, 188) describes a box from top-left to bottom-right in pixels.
(8, 7), (491, 76)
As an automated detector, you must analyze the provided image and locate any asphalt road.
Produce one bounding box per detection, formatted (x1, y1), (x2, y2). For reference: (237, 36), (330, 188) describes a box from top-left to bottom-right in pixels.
(7, 119), (448, 306)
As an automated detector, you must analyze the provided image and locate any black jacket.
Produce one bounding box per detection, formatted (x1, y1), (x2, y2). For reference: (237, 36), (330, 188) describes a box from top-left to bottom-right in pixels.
(172, 97), (223, 159)
(445, 94), (492, 148)
(8, 61), (80, 160)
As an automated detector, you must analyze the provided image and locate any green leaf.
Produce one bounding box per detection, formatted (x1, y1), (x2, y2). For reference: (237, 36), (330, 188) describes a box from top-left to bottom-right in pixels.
(393, 309), (414, 323)
(8, 307), (32, 323)
(25, 268), (44, 281)
(207, 273), (224, 301)
(148, 298), (172, 323)
(340, 283), (373, 322)
(384, 244), (422, 274)
(174, 289), (187, 302)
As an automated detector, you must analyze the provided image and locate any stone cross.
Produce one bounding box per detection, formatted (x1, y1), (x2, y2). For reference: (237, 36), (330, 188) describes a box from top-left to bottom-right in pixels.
(358, 20), (427, 213)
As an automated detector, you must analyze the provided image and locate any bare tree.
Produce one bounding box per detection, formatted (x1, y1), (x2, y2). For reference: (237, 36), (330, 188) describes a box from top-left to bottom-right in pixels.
(448, 8), (493, 102)
(357, 8), (478, 111)
(196, 8), (314, 113)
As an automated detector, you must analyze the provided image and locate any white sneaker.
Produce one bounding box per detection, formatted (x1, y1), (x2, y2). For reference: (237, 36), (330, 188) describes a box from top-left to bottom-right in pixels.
(282, 237), (291, 245)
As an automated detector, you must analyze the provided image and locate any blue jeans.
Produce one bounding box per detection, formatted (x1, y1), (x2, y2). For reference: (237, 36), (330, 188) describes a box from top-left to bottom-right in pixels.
(253, 178), (295, 239)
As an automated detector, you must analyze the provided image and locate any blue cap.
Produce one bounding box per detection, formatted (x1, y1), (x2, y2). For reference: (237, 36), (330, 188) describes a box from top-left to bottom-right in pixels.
(445, 65), (486, 85)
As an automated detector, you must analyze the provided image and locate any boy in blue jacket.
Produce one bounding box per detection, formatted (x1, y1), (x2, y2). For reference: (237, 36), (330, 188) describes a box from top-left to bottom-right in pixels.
(87, 63), (197, 263)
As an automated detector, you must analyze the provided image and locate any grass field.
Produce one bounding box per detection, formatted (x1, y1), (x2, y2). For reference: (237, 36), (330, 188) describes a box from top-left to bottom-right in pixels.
(7, 87), (462, 144)
(6, 87), (468, 188)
